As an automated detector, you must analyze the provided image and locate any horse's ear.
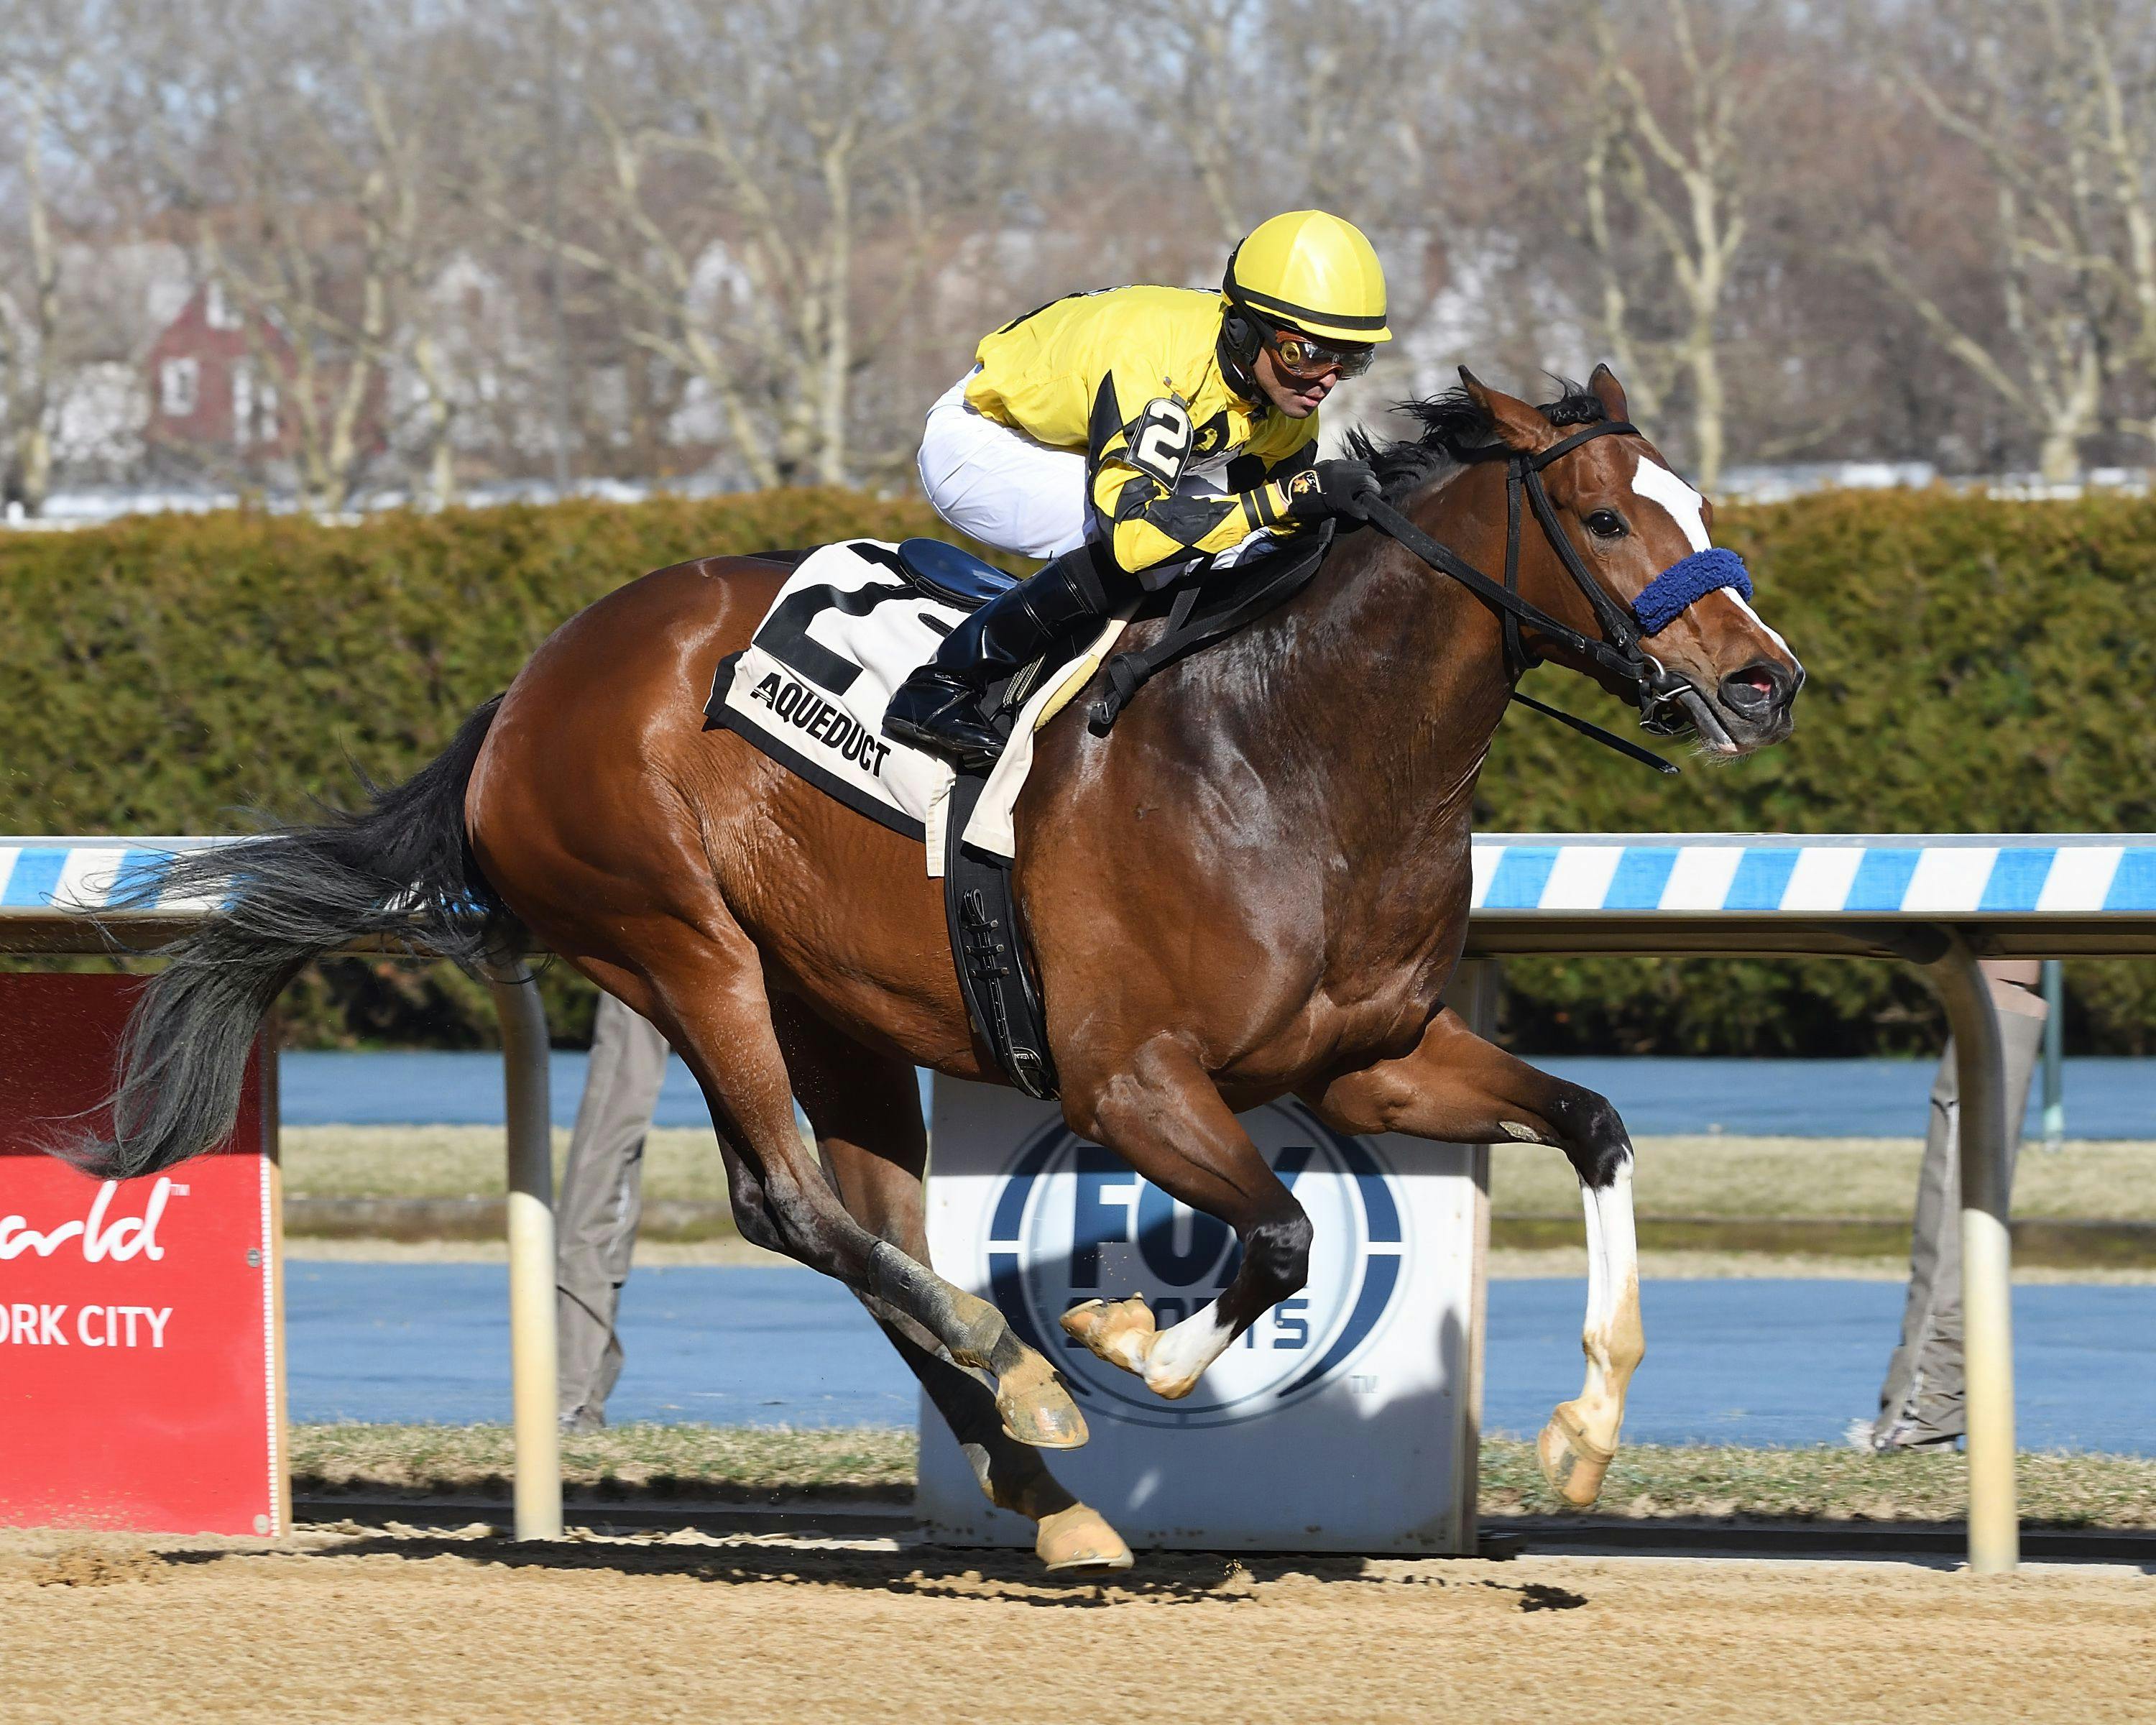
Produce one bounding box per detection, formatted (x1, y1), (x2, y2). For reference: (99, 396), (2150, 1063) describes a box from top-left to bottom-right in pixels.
(1458, 366), (1553, 454)
(1588, 362), (1631, 423)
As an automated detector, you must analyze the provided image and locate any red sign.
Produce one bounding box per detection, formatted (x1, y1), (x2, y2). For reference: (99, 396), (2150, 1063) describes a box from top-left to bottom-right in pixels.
(0, 975), (284, 1536)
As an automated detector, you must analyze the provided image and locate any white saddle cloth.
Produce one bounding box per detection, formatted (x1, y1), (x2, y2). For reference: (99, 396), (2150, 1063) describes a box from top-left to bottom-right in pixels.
(714, 540), (1122, 873)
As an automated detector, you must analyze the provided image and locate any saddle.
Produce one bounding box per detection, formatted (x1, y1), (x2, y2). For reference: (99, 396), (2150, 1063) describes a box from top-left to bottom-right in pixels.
(710, 528), (1335, 1102)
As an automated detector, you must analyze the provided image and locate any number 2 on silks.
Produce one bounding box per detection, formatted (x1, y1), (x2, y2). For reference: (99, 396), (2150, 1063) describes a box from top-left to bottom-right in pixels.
(1127, 398), (1194, 487)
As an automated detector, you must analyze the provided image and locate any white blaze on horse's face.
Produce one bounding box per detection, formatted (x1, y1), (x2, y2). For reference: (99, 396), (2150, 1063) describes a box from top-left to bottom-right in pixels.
(1626, 455), (1710, 554)
(1627, 454), (1794, 656)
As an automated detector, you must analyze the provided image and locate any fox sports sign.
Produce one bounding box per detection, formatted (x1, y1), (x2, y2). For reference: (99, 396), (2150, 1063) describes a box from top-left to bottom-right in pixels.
(987, 1100), (1405, 1427)
(921, 1080), (1485, 1553)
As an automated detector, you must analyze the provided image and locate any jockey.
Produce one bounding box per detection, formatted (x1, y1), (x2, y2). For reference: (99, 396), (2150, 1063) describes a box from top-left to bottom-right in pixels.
(883, 208), (1391, 768)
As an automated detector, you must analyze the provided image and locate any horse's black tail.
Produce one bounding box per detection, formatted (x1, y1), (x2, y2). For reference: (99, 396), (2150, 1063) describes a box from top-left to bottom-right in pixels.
(61, 696), (525, 1181)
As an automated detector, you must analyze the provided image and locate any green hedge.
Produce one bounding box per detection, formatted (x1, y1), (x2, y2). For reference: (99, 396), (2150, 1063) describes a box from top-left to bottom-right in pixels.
(3, 486), (2152, 1053)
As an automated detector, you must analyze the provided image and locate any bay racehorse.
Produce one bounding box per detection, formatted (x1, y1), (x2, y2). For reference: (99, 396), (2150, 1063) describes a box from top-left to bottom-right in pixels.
(72, 366), (1800, 1571)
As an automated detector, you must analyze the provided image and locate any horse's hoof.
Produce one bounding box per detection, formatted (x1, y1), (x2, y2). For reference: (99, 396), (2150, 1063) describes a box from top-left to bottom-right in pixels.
(1537, 1407), (1615, 1507)
(997, 1360), (1089, 1450)
(1061, 1294), (1156, 1376)
(1034, 1503), (1133, 1573)
(1142, 1359), (1204, 1401)
(1000, 1382), (1088, 1449)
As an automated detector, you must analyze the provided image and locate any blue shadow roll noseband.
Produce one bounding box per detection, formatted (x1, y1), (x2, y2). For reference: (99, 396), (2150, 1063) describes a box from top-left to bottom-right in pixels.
(1632, 546), (1754, 637)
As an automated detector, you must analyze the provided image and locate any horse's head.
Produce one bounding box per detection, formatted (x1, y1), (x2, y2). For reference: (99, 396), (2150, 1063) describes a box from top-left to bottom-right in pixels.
(1456, 365), (1802, 757)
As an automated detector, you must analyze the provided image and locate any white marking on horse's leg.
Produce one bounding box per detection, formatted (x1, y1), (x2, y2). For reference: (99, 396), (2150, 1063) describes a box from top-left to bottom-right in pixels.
(1580, 1170), (1611, 1335)
(1141, 1300), (1237, 1400)
(1628, 456), (1711, 552)
(1539, 1154), (1644, 1504)
(1498, 1119), (1547, 1143)
(1572, 1157), (1643, 1460)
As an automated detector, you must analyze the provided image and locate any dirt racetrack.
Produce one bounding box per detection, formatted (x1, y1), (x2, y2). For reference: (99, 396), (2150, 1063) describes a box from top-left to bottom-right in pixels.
(3, 1523), (2152, 1724)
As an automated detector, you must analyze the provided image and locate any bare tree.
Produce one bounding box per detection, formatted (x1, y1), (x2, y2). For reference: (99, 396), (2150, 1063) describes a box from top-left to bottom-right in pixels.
(1073, 0), (1451, 249)
(0, 0), (111, 514)
(1077, 0), (1253, 249)
(26, 0), (2152, 504)
(127, 0), (476, 510)
(1576, 0), (1762, 490)
(1860, 0), (2154, 481)
(0, 65), (62, 512)
(474, 0), (1010, 490)
(2067, 0), (2156, 438)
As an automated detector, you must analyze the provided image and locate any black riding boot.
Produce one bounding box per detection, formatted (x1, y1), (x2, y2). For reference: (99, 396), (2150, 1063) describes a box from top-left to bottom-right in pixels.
(883, 546), (1113, 769)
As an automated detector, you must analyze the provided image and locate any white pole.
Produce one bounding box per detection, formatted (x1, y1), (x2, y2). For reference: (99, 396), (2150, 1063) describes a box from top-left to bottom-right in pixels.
(487, 966), (562, 1541)
(2040, 959), (2065, 1151)
(1445, 960), (1498, 1555)
(1928, 937), (2017, 1573)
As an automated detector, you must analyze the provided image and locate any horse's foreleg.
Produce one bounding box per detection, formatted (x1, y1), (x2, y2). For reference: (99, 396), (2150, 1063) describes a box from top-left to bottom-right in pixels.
(1062, 1034), (1312, 1401)
(1306, 1007), (1644, 1507)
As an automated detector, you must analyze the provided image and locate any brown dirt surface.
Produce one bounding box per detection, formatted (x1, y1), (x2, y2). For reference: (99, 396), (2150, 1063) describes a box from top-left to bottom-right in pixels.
(1, 1523), (2150, 1724)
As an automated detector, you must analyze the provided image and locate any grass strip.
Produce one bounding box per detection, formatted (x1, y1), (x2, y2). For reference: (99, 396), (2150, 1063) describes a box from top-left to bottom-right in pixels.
(281, 1128), (2156, 1224)
(292, 1423), (916, 1502)
(289, 1423), (2156, 1527)
(1481, 1439), (2156, 1527)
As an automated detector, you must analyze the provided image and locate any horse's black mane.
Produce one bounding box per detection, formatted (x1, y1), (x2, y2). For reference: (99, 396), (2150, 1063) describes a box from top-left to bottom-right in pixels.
(1346, 379), (1606, 501)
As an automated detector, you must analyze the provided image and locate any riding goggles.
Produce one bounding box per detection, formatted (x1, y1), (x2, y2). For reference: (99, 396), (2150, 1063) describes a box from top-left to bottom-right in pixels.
(1265, 326), (1376, 380)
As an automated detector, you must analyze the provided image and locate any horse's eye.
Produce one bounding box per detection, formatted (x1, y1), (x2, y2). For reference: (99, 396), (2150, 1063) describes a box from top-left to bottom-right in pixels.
(1585, 509), (1628, 539)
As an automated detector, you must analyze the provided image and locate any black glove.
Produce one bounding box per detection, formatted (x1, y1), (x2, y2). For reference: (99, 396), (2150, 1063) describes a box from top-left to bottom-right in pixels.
(1283, 458), (1378, 522)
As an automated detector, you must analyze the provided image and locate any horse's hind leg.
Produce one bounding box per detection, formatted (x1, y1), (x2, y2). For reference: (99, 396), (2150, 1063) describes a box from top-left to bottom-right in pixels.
(773, 1000), (1130, 1573)
(1307, 1008), (1643, 1508)
(635, 920), (1085, 1451)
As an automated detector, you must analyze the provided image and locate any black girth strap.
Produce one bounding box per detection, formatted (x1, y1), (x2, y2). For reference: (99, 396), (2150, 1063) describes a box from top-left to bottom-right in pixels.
(943, 769), (1059, 1099)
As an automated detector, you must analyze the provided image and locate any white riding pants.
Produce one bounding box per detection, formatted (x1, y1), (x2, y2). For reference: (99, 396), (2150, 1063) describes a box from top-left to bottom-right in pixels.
(918, 372), (1089, 561)
(916, 371), (1277, 584)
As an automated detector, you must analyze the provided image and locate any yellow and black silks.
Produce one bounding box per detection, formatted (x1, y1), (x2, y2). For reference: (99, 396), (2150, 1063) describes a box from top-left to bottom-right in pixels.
(966, 285), (1320, 578)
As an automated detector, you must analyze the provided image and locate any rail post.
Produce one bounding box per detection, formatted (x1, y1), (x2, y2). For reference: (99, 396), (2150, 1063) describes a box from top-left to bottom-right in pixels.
(485, 964), (562, 1541)
(1925, 934), (2018, 1573)
(2040, 959), (2065, 1151)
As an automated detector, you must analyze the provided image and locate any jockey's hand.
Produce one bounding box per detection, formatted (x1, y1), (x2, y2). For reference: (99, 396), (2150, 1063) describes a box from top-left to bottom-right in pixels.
(1284, 459), (1379, 522)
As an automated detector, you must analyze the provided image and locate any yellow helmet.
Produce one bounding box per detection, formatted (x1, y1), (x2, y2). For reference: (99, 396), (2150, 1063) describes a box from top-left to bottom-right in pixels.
(1222, 211), (1391, 345)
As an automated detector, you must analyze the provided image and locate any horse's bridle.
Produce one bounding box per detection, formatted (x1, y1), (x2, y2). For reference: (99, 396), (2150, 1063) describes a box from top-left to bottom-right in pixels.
(1355, 419), (1709, 776)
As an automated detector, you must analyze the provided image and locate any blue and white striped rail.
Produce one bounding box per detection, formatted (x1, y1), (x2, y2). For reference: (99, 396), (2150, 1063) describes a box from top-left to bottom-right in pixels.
(6, 834), (2156, 924)
(1468, 834), (2156, 916)
(0, 839), (218, 918)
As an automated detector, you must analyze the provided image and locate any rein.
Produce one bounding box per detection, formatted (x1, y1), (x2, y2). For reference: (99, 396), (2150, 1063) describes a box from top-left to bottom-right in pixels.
(1356, 419), (1741, 777)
